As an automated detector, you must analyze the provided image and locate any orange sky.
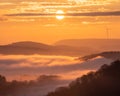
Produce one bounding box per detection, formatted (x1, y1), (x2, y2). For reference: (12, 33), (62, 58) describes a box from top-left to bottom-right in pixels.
(0, 0), (120, 45)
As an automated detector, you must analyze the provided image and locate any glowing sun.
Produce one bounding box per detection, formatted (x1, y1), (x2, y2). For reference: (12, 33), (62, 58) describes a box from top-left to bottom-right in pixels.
(56, 10), (65, 20)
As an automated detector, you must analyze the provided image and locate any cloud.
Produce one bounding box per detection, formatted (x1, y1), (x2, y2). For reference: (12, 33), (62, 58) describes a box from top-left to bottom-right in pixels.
(0, 16), (8, 21)
(1, 0), (120, 16)
(0, 0), (120, 23)
(0, 2), (13, 6)
(0, 0), (68, 3)
(82, 21), (110, 24)
(5, 11), (120, 17)
(0, 59), (25, 65)
(0, 55), (113, 81)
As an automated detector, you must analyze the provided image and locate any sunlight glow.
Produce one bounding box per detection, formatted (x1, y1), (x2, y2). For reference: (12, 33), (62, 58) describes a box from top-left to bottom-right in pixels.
(56, 10), (65, 20)
(68, 0), (88, 3)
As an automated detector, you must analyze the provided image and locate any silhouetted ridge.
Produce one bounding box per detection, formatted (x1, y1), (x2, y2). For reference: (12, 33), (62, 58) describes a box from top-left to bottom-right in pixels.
(0, 75), (66, 96)
(46, 60), (120, 96)
(55, 39), (120, 53)
(55, 39), (120, 46)
(80, 51), (120, 61)
(0, 41), (55, 55)
(7, 41), (52, 48)
(0, 41), (98, 56)
(0, 41), (120, 56)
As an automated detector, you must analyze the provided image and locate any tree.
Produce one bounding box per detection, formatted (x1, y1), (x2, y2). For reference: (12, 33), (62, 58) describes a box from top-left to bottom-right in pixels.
(46, 60), (120, 96)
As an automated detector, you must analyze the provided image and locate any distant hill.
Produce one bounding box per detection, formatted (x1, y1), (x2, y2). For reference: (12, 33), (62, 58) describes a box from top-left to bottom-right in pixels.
(8, 41), (52, 49)
(0, 39), (120, 56)
(55, 39), (120, 52)
(79, 51), (120, 61)
(46, 60), (120, 96)
(0, 41), (53, 55)
(0, 41), (93, 56)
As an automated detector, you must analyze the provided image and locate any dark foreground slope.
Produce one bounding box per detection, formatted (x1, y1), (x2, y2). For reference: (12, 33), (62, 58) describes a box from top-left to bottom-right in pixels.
(46, 60), (120, 96)
(0, 75), (68, 96)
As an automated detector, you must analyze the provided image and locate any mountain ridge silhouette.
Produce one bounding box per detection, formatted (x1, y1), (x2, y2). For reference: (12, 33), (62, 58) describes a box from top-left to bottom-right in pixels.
(0, 39), (120, 56)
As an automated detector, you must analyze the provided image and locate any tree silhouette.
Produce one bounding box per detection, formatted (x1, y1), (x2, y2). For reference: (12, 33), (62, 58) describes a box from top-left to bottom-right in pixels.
(0, 61), (120, 96)
(46, 60), (120, 96)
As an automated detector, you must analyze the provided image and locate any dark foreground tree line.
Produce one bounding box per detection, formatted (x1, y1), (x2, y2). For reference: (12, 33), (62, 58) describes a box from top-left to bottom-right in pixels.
(0, 60), (120, 96)
(0, 74), (62, 96)
(46, 60), (120, 96)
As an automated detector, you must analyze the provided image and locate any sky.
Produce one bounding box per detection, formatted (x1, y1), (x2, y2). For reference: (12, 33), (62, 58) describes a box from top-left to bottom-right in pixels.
(0, 0), (120, 45)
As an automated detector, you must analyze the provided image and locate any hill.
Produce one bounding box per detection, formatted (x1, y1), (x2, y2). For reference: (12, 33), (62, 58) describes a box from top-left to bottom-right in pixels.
(79, 51), (120, 61)
(0, 41), (91, 56)
(0, 41), (54, 55)
(8, 41), (52, 49)
(46, 60), (120, 96)
(0, 40), (120, 56)
(55, 39), (120, 52)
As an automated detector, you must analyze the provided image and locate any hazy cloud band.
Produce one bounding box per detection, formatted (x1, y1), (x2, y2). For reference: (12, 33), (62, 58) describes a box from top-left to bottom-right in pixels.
(5, 11), (120, 17)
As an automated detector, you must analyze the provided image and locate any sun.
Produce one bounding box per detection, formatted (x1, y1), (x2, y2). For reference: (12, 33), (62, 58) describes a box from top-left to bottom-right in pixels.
(56, 10), (64, 14)
(56, 10), (65, 20)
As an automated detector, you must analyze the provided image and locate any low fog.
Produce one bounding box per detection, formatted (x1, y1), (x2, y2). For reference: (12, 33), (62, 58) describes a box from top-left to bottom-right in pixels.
(0, 54), (113, 96)
(0, 54), (112, 81)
